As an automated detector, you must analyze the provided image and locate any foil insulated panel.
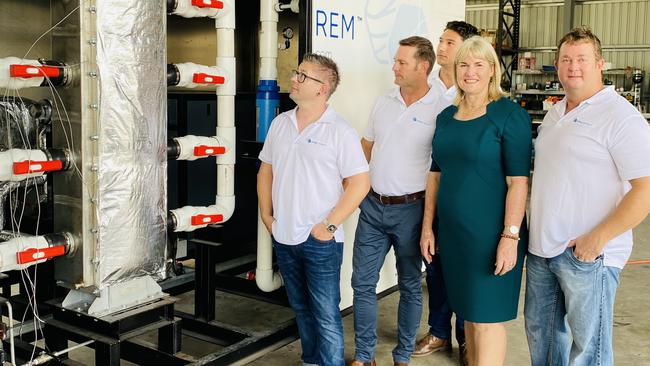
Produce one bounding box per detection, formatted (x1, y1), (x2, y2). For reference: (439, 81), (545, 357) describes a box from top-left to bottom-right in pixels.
(95, 1), (167, 288)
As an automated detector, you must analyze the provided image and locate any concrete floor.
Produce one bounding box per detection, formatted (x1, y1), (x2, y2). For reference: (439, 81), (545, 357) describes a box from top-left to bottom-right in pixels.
(16, 217), (650, 365)
(247, 217), (650, 366)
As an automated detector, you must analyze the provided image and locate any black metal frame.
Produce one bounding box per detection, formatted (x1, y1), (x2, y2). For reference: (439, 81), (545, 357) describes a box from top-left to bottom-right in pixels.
(496, 0), (521, 90)
(43, 297), (184, 366)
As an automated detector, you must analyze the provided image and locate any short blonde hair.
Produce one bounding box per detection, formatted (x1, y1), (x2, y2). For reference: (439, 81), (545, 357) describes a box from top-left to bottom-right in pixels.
(453, 36), (507, 105)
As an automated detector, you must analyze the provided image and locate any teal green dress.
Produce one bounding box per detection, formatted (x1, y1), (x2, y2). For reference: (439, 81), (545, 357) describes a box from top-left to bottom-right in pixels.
(431, 97), (532, 323)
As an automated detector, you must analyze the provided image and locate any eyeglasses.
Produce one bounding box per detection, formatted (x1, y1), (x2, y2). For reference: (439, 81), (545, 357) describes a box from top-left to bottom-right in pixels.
(291, 69), (324, 84)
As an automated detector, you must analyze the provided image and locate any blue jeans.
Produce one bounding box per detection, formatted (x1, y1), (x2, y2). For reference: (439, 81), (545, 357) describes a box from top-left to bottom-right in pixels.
(524, 249), (621, 366)
(352, 195), (423, 364)
(424, 253), (465, 344)
(273, 235), (345, 366)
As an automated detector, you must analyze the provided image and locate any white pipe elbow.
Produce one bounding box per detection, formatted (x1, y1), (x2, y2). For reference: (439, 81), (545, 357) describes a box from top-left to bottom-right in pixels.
(215, 0), (235, 29)
(255, 213), (283, 292)
(214, 194), (235, 223)
(255, 268), (283, 292)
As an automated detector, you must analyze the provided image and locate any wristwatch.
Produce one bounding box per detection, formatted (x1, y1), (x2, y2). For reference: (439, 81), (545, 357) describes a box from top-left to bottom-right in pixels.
(323, 219), (337, 234)
(507, 225), (520, 235)
(501, 225), (520, 241)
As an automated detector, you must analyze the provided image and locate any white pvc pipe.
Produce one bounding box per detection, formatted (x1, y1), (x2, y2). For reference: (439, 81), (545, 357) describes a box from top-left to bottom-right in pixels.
(256, 211), (283, 292)
(173, 135), (224, 161)
(217, 28), (235, 57)
(22, 339), (95, 366)
(215, 0), (236, 222)
(0, 57), (43, 90)
(170, 0), (236, 233)
(4, 300), (16, 366)
(255, 0), (283, 292)
(0, 235), (50, 272)
(174, 62), (225, 89)
(0, 149), (48, 182)
(259, 0), (279, 80)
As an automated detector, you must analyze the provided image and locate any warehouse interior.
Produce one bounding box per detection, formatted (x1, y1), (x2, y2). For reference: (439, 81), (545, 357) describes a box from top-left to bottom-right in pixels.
(0, 0), (648, 365)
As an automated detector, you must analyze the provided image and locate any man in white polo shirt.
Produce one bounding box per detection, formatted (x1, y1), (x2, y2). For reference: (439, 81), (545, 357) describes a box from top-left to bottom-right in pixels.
(350, 36), (448, 366)
(257, 53), (369, 366)
(526, 27), (650, 366)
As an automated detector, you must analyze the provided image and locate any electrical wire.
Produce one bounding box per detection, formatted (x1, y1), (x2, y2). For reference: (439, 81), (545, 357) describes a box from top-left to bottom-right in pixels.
(1, 4), (85, 363)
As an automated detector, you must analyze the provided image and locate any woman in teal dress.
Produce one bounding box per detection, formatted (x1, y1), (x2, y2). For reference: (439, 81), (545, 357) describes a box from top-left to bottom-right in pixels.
(419, 37), (531, 366)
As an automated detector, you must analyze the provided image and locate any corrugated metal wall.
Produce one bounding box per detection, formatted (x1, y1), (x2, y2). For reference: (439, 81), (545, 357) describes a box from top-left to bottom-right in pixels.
(466, 0), (650, 98)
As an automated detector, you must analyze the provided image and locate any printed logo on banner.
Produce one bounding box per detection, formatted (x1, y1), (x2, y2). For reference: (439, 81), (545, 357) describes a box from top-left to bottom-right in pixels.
(315, 9), (360, 40)
(364, 0), (428, 64)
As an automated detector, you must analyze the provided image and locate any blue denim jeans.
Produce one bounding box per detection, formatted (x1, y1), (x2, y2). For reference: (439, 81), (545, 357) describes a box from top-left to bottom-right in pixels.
(524, 248), (621, 366)
(424, 253), (465, 344)
(273, 235), (345, 366)
(352, 195), (423, 364)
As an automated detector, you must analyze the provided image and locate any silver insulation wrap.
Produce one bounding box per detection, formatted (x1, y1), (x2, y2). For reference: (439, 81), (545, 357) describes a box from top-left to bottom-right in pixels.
(95, 2), (167, 288)
(0, 99), (39, 151)
(0, 182), (18, 231)
(0, 99), (44, 231)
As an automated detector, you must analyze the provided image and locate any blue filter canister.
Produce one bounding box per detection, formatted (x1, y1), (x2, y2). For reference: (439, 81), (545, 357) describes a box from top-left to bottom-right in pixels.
(256, 80), (280, 141)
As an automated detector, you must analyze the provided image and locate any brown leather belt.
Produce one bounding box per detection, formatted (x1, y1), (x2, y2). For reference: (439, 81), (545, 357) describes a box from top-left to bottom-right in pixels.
(370, 189), (425, 205)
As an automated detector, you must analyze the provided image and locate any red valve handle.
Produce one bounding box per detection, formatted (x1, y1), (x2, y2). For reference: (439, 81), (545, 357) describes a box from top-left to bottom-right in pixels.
(10, 64), (61, 78)
(194, 145), (226, 157)
(13, 160), (63, 175)
(191, 214), (224, 226)
(192, 73), (225, 85)
(16, 245), (66, 264)
(191, 0), (224, 9)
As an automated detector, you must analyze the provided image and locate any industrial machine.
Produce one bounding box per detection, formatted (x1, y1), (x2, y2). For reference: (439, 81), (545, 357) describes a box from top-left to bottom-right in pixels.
(0, 1), (464, 364)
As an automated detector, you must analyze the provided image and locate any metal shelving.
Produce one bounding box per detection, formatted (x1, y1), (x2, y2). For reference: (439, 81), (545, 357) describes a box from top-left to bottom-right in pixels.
(496, 0), (521, 90)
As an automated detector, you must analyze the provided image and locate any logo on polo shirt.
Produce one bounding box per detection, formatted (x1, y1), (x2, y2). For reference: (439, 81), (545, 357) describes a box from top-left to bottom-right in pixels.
(411, 116), (430, 125)
(307, 138), (327, 146)
(572, 117), (592, 126)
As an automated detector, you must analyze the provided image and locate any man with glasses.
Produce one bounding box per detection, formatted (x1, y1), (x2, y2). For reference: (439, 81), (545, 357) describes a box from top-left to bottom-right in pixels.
(258, 53), (370, 366)
(351, 36), (440, 366)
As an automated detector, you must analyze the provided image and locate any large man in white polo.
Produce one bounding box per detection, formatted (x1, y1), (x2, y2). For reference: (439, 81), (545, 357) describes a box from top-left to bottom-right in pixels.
(526, 27), (650, 366)
(257, 53), (369, 366)
(351, 36), (447, 366)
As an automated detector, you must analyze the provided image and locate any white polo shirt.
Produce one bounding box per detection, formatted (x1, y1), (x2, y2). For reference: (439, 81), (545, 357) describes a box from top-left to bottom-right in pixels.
(430, 69), (457, 111)
(530, 86), (650, 268)
(259, 106), (369, 245)
(364, 76), (455, 196)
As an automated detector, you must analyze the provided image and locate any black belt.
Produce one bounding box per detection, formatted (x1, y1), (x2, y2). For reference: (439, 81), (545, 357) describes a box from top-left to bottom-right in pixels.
(370, 189), (425, 205)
